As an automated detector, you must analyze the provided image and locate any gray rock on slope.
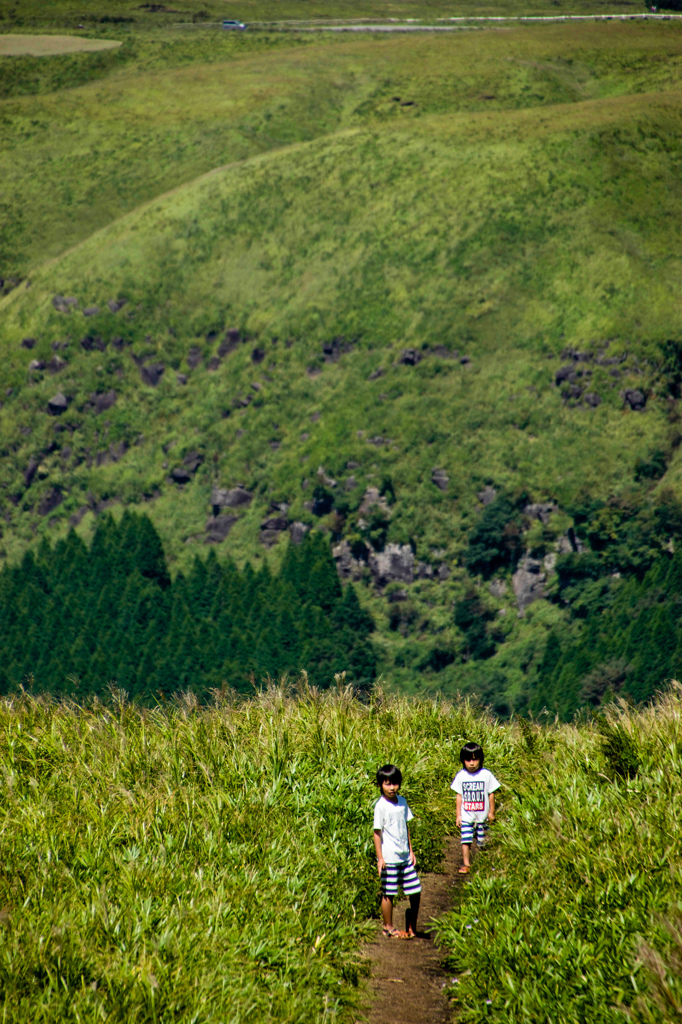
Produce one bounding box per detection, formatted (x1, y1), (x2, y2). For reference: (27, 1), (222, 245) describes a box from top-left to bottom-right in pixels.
(369, 543), (415, 586)
(512, 555), (546, 615)
(432, 468), (449, 491)
(211, 486), (252, 512)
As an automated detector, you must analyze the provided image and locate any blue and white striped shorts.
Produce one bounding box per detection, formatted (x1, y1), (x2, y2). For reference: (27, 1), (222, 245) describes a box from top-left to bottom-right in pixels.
(381, 860), (422, 896)
(461, 821), (488, 845)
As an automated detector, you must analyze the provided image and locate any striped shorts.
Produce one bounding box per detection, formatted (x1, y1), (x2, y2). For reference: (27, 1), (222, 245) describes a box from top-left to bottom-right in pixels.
(461, 821), (488, 845)
(381, 860), (422, 896)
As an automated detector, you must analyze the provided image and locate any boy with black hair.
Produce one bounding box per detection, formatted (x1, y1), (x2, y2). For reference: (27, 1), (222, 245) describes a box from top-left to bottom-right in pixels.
(451, 742), (500, 874)
(373, 764), (421, 939)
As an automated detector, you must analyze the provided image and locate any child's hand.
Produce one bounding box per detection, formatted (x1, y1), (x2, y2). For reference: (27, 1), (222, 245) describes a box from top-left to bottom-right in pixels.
(410, 851), (417, 868)
(377, 856), (385, 876)
(488, 812), (495, 822)
(456, 814), (462, 826)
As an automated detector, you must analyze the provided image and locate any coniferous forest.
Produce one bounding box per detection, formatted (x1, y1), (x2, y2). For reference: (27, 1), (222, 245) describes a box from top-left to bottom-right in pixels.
(0, 513), (376, 699)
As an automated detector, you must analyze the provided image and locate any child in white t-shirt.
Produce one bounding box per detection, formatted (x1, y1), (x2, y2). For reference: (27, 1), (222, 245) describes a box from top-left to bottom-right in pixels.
(451, 742), (500, 874)
(373, 763), (421, 939)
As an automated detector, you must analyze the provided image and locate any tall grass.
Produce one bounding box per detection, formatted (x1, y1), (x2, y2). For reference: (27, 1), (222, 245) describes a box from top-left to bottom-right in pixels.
(437, 688), (682, 1024)
(0, 682), (499, 1023)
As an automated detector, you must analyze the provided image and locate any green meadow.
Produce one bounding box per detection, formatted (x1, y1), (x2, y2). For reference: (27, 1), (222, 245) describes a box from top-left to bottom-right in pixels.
(2, 685), (682, 1023)
(3, 3), (682, 709)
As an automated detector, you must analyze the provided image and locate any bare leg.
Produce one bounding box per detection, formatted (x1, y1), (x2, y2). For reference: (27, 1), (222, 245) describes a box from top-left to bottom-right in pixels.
(381, 894), (394, 929)
(460, 843), (472, 872)
(405, 892), (421, 936)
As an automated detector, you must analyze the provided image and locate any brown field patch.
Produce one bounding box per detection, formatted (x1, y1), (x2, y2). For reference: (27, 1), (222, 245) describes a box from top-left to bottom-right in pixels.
(0, 34), (121, 57)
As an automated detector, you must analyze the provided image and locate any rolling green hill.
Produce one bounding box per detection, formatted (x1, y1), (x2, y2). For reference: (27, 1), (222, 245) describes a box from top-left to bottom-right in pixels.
(3, 7), (682, 710)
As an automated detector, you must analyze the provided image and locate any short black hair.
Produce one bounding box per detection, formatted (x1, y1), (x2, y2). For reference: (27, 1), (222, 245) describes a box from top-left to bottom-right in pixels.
(460, 742), (484, 768)
(376, 763), (402, 787)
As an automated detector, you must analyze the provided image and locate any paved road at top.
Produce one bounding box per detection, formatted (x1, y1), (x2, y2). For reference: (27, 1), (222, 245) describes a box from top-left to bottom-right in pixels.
(246, 12), (682, 30)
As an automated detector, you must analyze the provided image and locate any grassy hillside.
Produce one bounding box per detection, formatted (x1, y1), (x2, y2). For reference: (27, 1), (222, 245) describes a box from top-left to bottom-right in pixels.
(4, 9), (682, 707)
(2, 685), (681, 1023)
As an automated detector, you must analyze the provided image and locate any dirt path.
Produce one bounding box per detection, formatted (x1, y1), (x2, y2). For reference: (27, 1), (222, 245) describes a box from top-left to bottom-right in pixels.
(361, 838), (461, 1024)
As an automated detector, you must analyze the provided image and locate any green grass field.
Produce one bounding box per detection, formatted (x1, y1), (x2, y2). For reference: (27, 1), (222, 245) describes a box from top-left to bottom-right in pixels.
(1, 684), (681, 1023)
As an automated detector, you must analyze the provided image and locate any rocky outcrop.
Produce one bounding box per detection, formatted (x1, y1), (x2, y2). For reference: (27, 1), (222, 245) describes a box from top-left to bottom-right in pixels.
(477, 485), (496, 506)
(623, 388), (646, 411)
(512, 555), (546, 614)
(52, 295), (78, 312)
(47, 393), (68, 415)
(289, 522), (309, 545)
(211, 486), (252, 513)
(359, 486), (390, 518)
(398, 349), (421, 366)
(369, 543), (415, 587)
(332, 540), (366, 581)
(89, 390), (117, 415)
(523, 502), (556, 525)
(431, 468), (449, 492)
(205, 514), (237, 543)
(139, 362), (165, 387)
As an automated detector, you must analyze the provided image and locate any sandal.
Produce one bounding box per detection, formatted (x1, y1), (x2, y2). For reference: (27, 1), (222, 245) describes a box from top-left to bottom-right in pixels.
(458, 865), (470, 874)
(383, 927), (411, 939)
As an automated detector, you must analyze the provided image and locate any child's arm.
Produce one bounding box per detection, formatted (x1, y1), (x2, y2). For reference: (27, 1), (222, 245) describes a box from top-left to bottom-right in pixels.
(456, 793), (462, 826)
(373, 829), (385, 876)
(488, 792), (495, 823)
(407, 825), (417, 868)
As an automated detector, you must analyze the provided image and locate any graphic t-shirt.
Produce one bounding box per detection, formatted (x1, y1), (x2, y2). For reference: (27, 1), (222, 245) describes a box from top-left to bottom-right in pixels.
(373, 795), (414, 864)
(450, 768), (500, 823)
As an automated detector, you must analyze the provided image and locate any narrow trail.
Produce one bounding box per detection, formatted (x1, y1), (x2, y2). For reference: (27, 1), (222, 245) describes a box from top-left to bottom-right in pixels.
(361, 838), (461, 1024)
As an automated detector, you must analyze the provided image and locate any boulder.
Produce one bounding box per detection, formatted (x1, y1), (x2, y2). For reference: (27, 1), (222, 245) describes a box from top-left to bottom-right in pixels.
(437, 563), (450, 581)
(332, 539), (365, 580)
(20, 338), (36, 349)
(431, 468), (449, 492)
(90, 390), (117, 414)
(512, 555), (546, 615)
(523, 502), (555, 525)
(211, 486), (252, 512)
(359, 486), (390, 517)
(24, 457), (39, 488)
(289, 522), (309, 545)
(52, 295), (77, 312)
(47, 392), (68, 415)
(555, 365), (576, 385)
(83, 306), (99, 317)
(261, 516), (288, 532)
(140, 362), (165, 387)
(460, 355), (472, 365)
(311, 490), (334, 516)
(345, 475), (357, 491)
(417, 561), (434, 579)
(107, 298), (127, 313)
(37, 487), (63, 516)
(187, 347), (202, 369)
(251, 348), (265, 363)
(176, 373), (188, 385)
(182, 451), (204, 474)
(206, 356), (221, 371)
(398, 349), (421, 366)
(489, 579), (507, 598)
(369, 543), (415, 587)
(477, 485), (496, 506)
(48, 356), (67, 374)
(317, 465), (337, 488)
(624, 388), (646, 411)
(205, 514), (237, 543)
(28, 360), (45, 372)
(171, 467), (192, 484)
(584, 393), (602, 408)
(81, 335), (107, 352)
(218, 329), (242, 357)
(322, 337), (353, 363)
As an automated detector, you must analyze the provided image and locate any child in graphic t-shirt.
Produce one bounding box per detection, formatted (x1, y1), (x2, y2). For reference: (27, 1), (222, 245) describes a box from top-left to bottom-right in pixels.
(373, 763), (421, 939)
(451, 742), (500, 874)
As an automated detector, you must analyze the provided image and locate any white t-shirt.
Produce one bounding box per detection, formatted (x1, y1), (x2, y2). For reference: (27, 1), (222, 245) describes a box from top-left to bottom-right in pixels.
(373, 795), (413, 864)
(451, 768), (500, 823)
